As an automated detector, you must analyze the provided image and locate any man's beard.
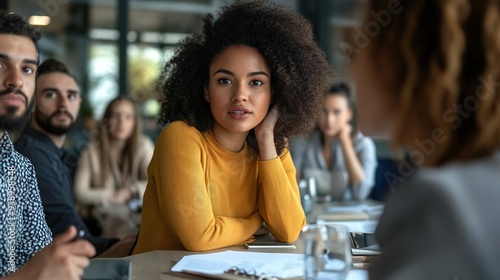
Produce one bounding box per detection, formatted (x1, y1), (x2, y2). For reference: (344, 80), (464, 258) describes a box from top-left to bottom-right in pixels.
(34, 109), (76, 136)
(0, 88), (34, 132)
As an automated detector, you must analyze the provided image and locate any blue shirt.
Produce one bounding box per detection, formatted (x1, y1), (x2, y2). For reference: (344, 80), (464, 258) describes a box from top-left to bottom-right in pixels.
(0, 132), (52, 276)
(15, 127), (118, 255)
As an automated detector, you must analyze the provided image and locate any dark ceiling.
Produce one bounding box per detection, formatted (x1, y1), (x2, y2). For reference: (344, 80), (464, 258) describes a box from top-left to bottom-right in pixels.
(9, 0), (234, 35)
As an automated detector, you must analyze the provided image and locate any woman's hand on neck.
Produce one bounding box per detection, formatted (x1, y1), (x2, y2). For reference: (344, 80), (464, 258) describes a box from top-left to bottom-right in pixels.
(255, 106), (279, 161)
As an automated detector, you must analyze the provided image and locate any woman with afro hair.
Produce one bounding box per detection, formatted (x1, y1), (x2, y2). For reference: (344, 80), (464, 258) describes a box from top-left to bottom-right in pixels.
(133, 0), (333, 253)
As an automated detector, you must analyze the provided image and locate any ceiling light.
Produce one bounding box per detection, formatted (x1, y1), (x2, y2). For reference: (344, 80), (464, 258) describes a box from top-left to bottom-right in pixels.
(29, 15), (51, 26)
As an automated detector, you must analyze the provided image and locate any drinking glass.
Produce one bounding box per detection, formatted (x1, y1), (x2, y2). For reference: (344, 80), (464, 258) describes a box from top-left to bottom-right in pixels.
(299, 177), (317, 214)
(302, 224), (352, 280)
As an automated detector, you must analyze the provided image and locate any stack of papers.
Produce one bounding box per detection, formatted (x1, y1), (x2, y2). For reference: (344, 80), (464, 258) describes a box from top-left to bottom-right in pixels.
(316, 220), (378, 233)
(316, 211), (370, 221)
(315, 202), (384, 222)
(171, 250), (304, 279)
(325, 202), (384, 215)
(171, 250), (369, 280)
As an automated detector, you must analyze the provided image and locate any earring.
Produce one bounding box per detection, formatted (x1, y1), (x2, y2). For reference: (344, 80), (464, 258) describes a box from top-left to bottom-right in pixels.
(204, 89), (209, 102)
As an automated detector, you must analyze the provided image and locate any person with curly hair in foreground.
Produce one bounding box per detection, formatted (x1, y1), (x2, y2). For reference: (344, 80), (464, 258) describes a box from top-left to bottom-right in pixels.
(349, 0), (500, 279)
(132, 0), (333, 253)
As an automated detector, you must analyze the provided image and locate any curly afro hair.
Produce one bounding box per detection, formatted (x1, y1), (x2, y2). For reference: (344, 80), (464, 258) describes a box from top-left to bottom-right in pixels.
(157, 0), (333, 155)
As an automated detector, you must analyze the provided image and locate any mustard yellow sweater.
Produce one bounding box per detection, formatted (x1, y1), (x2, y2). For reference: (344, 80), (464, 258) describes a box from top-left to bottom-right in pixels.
(133, 121), (306, 253)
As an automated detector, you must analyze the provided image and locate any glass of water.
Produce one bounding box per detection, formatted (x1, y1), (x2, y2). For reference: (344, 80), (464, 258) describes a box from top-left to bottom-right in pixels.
(303, 224), (352, 280)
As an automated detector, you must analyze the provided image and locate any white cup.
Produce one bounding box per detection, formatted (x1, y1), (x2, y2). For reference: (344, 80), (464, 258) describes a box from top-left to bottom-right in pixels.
(302, 224), (352, 280)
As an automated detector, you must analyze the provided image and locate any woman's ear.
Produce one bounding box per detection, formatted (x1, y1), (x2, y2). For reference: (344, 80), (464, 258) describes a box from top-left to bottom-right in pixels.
(204, 87), (210, 102)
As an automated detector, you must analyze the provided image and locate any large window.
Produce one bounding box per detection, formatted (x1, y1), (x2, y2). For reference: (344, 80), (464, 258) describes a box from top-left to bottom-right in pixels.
(87, 42), (174, 119)
(88, 42), (118, 118)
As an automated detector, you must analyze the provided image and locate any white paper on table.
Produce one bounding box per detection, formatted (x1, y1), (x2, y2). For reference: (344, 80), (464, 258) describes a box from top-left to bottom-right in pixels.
(171, 250), (305, 278)
(325, 203), (384, 214)
(347, 269), (369, 280)
(316, 220), (378, 233)
(171, 250), (369, 280)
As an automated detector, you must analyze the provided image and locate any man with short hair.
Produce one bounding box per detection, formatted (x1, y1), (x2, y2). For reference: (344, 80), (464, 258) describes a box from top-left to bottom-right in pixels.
(0, 10), (95, 279)
(15, 58), (134, 257)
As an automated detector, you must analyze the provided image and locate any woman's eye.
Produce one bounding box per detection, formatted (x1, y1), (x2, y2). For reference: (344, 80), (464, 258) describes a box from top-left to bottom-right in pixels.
(250, 80), (263, 86)
(218, 78), (231, 84)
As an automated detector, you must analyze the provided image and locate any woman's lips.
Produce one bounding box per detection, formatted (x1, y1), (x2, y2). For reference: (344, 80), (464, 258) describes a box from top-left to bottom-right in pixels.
(228, 106), (252, 119)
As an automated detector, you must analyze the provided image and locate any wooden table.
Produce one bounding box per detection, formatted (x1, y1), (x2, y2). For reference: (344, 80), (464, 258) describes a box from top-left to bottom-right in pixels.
(106, 201), (382, 279)
(127, 245), (298, 280)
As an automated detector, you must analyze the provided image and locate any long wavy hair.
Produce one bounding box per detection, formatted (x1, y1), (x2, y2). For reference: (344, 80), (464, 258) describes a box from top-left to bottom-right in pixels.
(157, 0), (333, 155)
(95, 97), (142, 187)
(357, 0), (500, 166)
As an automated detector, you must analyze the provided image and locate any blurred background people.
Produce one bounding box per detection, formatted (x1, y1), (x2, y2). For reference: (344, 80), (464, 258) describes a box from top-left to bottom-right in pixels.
(74, 96), (154, 239)
(349, 0), (500, 279)
(15, 58), (135, 257)
(290, 82), (377, 201)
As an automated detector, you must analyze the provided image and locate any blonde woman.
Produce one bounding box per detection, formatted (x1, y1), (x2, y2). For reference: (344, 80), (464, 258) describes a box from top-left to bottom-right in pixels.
(74, 97), (154, 238)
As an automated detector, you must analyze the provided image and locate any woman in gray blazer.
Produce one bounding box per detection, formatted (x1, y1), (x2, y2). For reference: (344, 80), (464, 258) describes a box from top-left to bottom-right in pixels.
(290, 83), (377, 201)
(349, 0), (500, 279)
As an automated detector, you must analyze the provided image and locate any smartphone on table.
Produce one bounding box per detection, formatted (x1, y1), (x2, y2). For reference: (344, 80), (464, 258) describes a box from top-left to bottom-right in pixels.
(244, 241), (296, 249)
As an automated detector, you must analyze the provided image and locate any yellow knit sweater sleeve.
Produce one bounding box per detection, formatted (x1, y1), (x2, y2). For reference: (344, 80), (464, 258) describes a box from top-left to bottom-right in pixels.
(257, 150), (306, 242)
(135, 121), (263, 252)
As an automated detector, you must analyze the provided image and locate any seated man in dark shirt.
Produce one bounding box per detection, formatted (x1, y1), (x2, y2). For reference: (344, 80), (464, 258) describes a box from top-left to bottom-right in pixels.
(15, 58), (135, 257)
(0, 10), (95, 279)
